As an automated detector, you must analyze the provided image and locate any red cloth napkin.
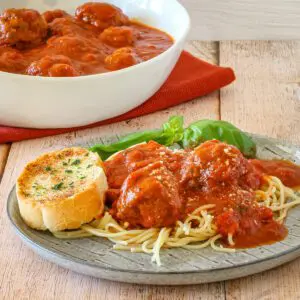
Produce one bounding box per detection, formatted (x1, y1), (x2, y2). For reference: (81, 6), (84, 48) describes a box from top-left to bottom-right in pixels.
(0, 51), (235, 143)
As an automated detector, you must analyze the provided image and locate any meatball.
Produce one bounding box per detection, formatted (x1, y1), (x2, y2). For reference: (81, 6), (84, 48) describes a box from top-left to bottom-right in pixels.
(115, 162), (182, 228)
(75, 2), (129, 30)
(104, 47), (140, 70)
(42, 9), (69, 23)
(26, 55), (79, 77)
(181, 140), (251, 187)
(104, 141), (171, 189)
(0, 46), (26, 73)
(48, 17), (83, 37)
(100, 26), (135, 47)
(47, 35), (101, 60)
(0, 9), (48, 48)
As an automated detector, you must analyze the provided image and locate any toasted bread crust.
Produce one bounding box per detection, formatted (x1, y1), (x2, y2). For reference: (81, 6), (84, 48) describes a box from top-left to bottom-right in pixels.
(17, 147), (108, 232)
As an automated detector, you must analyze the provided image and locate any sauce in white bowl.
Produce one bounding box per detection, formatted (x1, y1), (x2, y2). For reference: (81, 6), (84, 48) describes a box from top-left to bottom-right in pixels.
(0, 0), (190, 128)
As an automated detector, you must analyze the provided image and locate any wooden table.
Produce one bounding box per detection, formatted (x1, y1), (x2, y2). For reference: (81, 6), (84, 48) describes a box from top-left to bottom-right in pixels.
(0, 41), (299, 299)
(181, 0), (300, 40)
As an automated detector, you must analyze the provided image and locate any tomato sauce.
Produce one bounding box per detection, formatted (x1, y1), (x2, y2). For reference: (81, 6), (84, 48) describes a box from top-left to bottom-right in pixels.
(250, 159), (300, 189)
(104, 140), (293, 249)
(0, 3), (173, 77)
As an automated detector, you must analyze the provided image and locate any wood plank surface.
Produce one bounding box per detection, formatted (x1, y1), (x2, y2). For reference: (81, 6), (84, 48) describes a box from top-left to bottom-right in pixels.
(0, 42), (224, 300)
(0, 144), (10, 182)
(179, 0), (300, 40)
(220, 40), (300, 143)
(220, 41), (300, 300)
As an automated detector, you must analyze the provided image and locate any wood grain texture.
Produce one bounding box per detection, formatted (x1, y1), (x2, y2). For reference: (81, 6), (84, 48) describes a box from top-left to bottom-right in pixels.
(179, 0), (300, 40)
(0, 144), (10, 182)
(220, 41), (300, 143)
(220, 40), (300, 300)
(0, 42), (223, 300)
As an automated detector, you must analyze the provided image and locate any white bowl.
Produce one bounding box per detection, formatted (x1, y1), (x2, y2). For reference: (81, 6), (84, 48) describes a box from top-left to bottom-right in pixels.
(0, 0), (190, 129)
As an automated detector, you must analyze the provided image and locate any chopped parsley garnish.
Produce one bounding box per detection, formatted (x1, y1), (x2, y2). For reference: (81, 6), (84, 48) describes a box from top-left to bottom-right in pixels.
(32, 183), (45, 191)
(87, 164), (92, 169)
(45, 166), (52, 171)
(71, 159), (81, 166)
(85, 153), (89, 157)
(52, 182), (64, 190)
(65, 170), (73, 174)
(79, 176), (86, 180)
(63, 162), (68, 166)
(69, 182), (74, 187)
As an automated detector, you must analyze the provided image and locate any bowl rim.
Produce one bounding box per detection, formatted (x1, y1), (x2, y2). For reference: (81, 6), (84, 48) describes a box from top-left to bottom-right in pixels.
(0, 0), (191, 82)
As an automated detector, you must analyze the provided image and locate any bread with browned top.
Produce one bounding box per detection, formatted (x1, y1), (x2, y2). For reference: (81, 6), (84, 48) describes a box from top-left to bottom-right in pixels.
(16, 147), (107, 232)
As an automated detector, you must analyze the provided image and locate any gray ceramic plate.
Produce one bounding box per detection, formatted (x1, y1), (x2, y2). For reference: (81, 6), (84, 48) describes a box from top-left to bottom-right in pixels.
(7, 134), (300, 285)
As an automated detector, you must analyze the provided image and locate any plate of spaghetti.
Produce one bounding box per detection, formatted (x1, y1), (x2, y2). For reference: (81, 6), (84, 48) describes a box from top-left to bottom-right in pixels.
(7, 117), (300, 285)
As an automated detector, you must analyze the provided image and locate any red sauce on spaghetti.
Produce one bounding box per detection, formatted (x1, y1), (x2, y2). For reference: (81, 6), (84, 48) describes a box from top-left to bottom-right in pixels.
(0, 3), (173, 76)
(249, 159), (300, 189)
(104, 140), (289, 248)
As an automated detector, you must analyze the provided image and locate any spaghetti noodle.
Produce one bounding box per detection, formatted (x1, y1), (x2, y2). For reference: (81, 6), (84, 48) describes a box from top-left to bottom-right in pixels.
(54, 176), (300, 266)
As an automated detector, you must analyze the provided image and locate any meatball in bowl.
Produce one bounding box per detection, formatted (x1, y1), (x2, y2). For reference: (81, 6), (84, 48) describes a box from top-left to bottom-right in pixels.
(0, 0), (190, 128)
(0, 8), (48, 48)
